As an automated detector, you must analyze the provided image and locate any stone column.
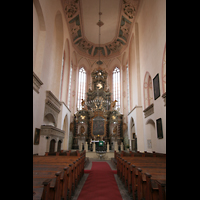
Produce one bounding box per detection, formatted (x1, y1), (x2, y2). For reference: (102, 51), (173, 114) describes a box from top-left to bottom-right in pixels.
(120, 142), (124, 152)
(61, 139), (63, 151)
(93, 142), (95, 152)
(85, 142), (88, 152)
(79, 142), (82, 151)
(114, 141), (118, 152)
(46, 136), (51, 152)
(107, 143), (110, 152)
(54, 138), (58, 152)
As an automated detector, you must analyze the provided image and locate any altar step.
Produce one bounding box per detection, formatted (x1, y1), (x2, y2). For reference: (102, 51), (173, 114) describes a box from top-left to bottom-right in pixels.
(85, 151), (115, 160)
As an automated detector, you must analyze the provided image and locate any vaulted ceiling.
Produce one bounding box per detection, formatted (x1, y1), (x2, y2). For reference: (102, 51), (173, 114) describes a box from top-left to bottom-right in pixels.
(61, 0), (140, 59)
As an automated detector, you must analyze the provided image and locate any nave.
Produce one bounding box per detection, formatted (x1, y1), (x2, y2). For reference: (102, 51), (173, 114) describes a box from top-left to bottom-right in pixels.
(71, 159), (132, 200)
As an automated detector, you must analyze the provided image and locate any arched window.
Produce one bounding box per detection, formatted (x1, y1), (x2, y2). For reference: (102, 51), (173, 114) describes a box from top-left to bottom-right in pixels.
(113, 67), (120, 110)
(126, 64), (130, 112)
(143, 72), (153, 109)
(77, 67), (86, 110)
(67, 63), (73, 108)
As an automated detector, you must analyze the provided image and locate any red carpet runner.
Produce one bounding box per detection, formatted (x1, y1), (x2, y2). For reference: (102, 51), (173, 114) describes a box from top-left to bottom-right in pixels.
(77, 162), (122, 200)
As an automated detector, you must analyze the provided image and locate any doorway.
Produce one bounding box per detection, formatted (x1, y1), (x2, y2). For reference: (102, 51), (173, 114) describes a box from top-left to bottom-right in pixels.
(57, 140), (62, 152)
(49, 139), (56, 152)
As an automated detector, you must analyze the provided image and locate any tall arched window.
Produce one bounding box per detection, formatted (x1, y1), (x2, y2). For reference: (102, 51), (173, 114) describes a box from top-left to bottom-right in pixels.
(126, 64), (130, 112)
(67, 63), (73, 108)
(143, 72), (153, 109)
(77, 67), (86, 110)
(113, 67), (120, 110)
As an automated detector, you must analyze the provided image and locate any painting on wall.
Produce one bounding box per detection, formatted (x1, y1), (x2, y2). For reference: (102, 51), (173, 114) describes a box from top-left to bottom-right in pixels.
(34, 128), (40, 145)
(153, 73), (160, 100)
(93, 116), (104, 135)
(156, 118), (163, 139)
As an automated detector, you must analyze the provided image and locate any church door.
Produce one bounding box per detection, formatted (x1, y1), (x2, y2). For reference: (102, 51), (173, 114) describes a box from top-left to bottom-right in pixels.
(57, 140), (62, 152)
(49, 139), (56, 152)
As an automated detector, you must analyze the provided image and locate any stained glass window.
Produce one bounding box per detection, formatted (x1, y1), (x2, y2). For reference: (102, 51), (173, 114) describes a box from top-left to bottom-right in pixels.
(112, 67), (120, 110)
(126, 64), (130, 112)
(77, 67), (86, 110)
(67, 63), (73, 108)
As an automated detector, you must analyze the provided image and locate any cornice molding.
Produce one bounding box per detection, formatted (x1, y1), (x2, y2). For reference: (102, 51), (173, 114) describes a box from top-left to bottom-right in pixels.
(40, 125), (65, 139)
(128, 105), (142, 116)
(33, 71), (43, 93)
(143, 103), (154, 118)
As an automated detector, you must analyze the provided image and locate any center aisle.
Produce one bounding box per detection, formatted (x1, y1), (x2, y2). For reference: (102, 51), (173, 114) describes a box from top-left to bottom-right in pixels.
(77, 162), (123, 200)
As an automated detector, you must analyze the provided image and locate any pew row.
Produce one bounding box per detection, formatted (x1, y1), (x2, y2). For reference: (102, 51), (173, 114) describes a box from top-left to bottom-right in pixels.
(115, 151), (166, 200)
(33, 154), (85, 200)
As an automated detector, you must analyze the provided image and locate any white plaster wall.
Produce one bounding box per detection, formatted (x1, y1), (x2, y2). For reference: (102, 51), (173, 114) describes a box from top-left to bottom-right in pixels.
(128, 107), (145, 152)
(135, 0), (166, 153)
(33, 0), (76, 155)
(57, 102), (71, 150)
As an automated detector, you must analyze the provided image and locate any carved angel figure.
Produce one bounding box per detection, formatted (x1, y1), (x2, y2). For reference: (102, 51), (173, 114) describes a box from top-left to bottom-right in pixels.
(81, 99), (85, 107)
(111, 100), (118, 110)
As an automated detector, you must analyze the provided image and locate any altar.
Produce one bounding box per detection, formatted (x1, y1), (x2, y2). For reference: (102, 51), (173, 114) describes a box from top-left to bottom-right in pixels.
(71, 67), (124, 152)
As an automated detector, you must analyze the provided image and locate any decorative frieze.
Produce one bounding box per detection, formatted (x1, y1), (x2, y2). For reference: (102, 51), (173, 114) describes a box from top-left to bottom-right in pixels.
(45, 91), (61, 113)
(33, 71), (43, 93)
(40, 125), (65, 139)
(143, 103), (154, 118)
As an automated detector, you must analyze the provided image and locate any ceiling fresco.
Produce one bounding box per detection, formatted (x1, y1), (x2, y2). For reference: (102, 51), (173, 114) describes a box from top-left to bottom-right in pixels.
(61, 0), (140, 59)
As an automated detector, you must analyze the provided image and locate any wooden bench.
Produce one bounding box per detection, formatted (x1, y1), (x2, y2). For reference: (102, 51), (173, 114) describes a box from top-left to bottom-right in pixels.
(44, 150), (86, 157)
(116, 153), (166, 200)
(33, 154), (85, 200)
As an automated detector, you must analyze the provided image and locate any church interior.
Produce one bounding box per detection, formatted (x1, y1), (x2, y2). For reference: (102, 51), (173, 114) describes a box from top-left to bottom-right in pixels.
(33, 0), (166, 199)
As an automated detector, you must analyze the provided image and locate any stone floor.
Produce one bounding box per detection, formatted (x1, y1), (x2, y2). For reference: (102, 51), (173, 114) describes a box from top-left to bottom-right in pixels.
(71, 158), (132, 200)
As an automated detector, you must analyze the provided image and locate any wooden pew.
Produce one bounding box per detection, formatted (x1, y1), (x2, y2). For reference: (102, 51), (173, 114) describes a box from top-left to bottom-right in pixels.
(116, 153), (166, 200)
(33, 154), (85, 200)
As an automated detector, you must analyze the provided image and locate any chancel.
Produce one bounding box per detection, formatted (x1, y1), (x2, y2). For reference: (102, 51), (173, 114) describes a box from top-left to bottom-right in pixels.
(33, 0), (166, 199)
(72, 66), (124, 155)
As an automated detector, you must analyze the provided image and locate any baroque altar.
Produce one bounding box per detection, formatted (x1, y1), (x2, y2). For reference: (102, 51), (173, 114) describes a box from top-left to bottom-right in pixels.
(72, 67), (124, 151)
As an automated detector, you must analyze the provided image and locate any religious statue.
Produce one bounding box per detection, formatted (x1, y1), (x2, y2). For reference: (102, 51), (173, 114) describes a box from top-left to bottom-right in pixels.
(81, 99), (85, 107)
(80, 126), (85, 135)
(110, 100), (118, 110)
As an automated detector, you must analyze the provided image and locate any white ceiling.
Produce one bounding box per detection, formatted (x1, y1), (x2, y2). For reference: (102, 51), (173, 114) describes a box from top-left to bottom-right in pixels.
(81, 0), (121, 45)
